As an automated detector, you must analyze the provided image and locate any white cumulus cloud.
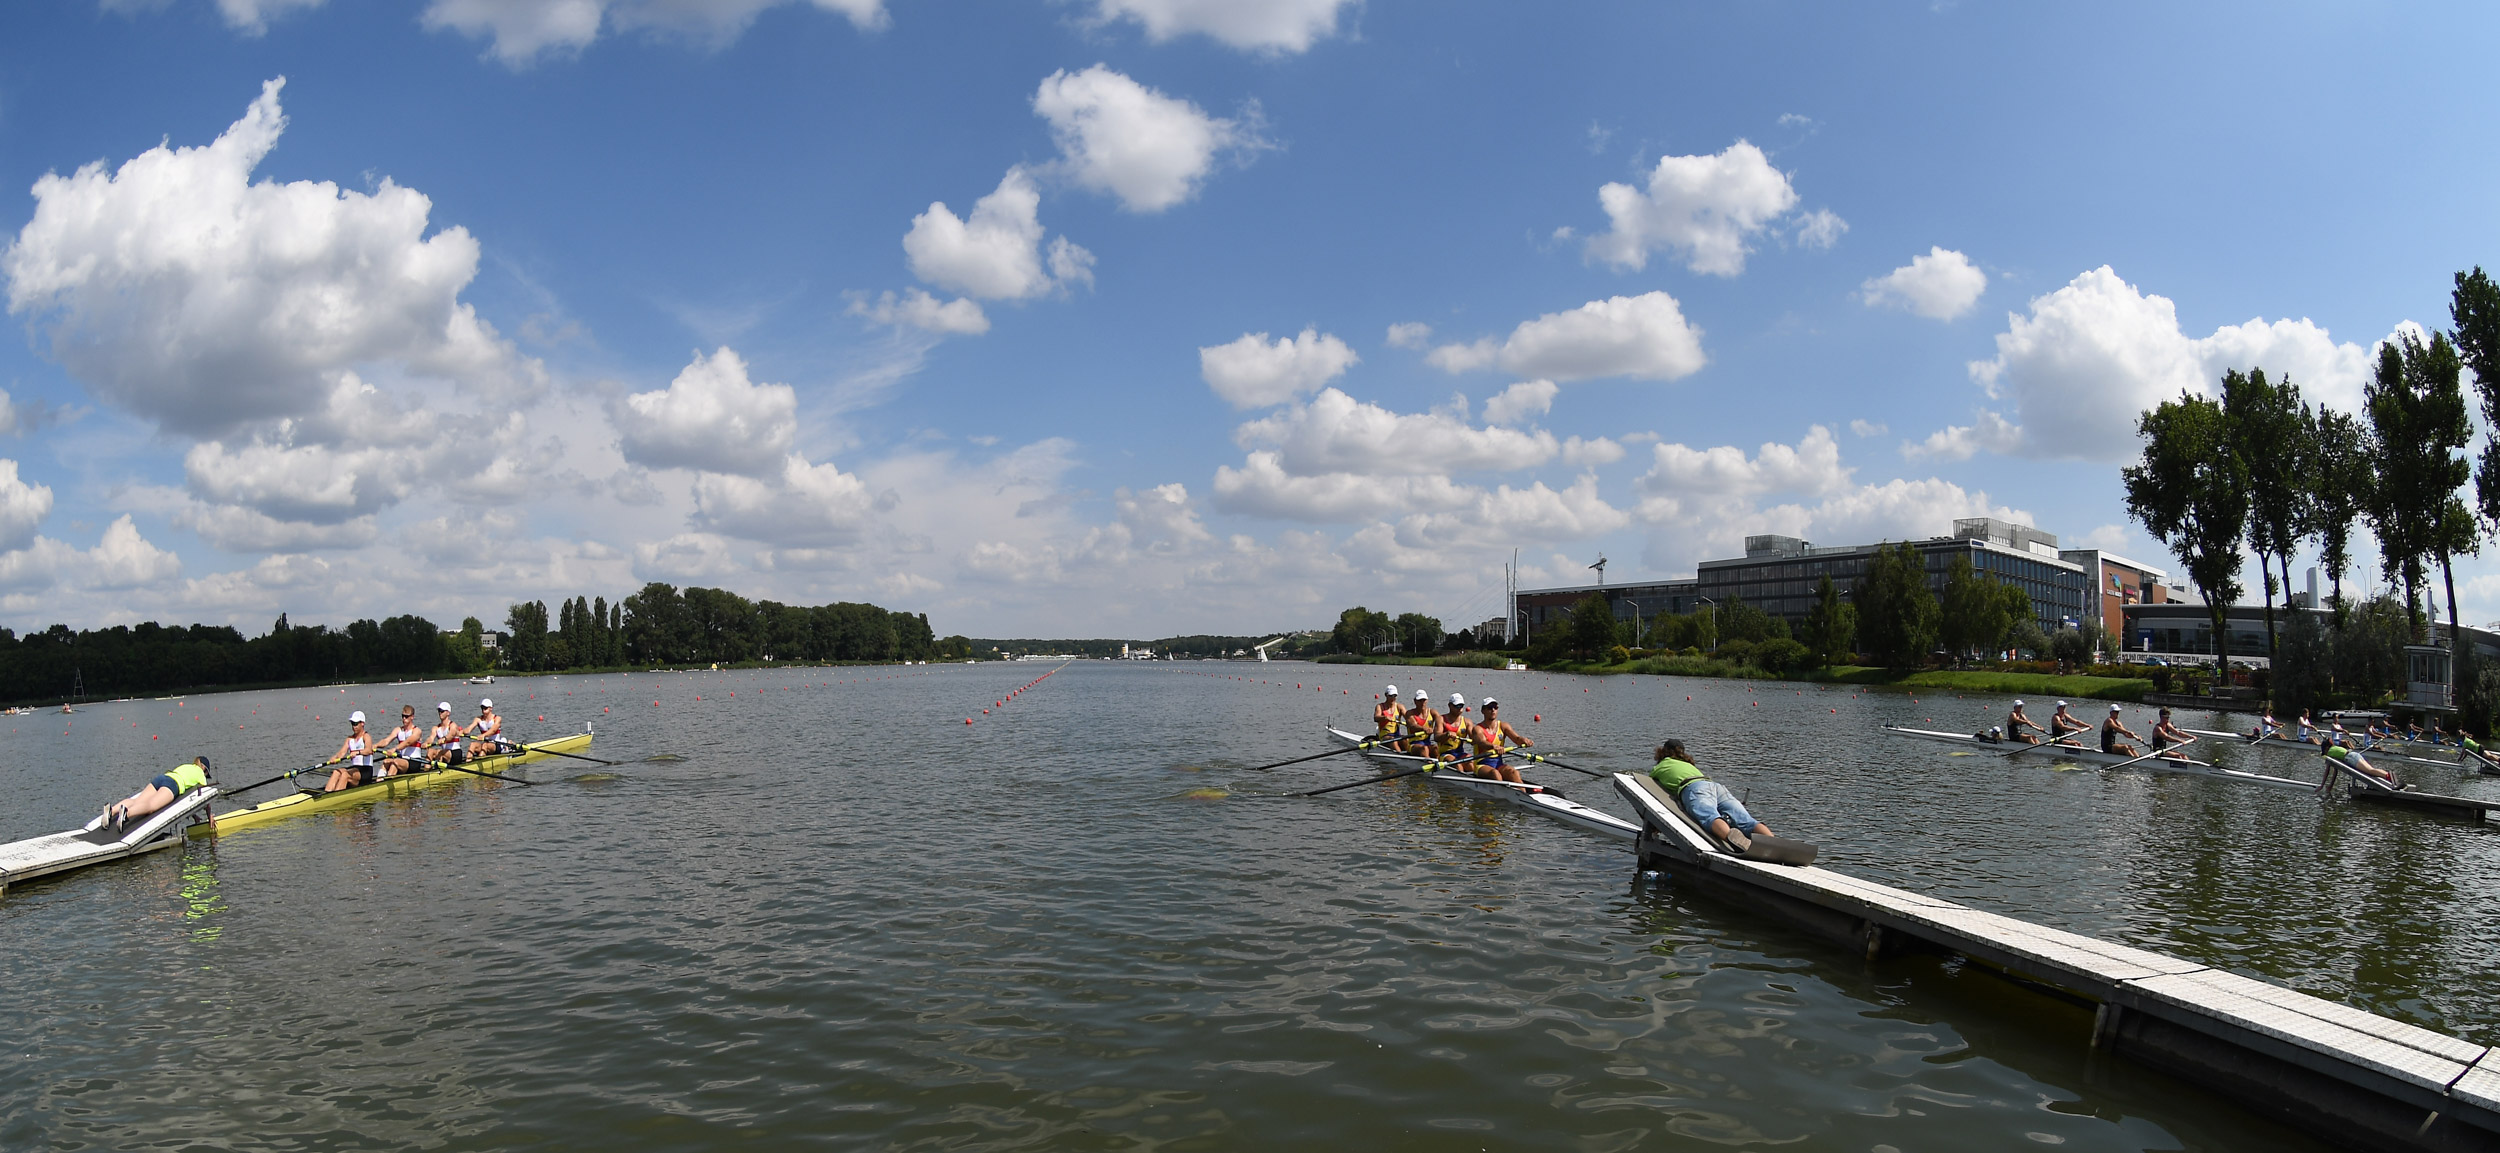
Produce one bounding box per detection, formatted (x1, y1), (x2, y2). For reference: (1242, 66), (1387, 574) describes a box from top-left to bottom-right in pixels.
(851, 289), (990, 335)
(1587, 140), (1800, 276)
(1199, 328), (1359, 408)
(1481, 379), (1558, 427)
(0, 460), (53, 551)
(692, 453), (880, 547)
(422, 0), (887, 66)
(1862, 247), (1988, 320)
(903, 168), (1093, 301)
(1232, 388), (1558, 478)
(1034, 65), (1260, 213)
(1091, 0), (1353, 53)
(613, 347), (799, 476)
(1961, 265), (2378, 462)
(1903, 409), (2023, 462)
(1428, 292), (1706, 383)
(3, 78), (541, 438)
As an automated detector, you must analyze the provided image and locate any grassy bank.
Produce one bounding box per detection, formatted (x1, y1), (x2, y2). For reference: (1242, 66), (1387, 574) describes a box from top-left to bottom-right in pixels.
(1531, 657), (2152, 702)
(1313, 652), (1510, 669)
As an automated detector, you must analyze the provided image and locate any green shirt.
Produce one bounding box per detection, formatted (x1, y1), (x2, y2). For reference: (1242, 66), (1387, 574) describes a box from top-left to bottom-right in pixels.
(1649, 757), (1704, 793)
(164, 762), (207, 793)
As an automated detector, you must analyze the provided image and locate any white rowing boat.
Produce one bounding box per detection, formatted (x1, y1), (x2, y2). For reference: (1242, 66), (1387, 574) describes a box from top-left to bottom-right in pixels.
(1883, 725), (2316, 790)
(0, 785), (220, 895)
(1323, 727), (1638, 841)
(2180, 728), (2470, 770)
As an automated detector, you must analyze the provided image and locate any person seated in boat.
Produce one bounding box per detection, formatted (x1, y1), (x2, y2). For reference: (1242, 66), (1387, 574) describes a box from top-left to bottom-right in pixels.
(378, 705), (427, 778)
(102, 755), (211, 832)
(2046, 701), (2091, 746)
(464, 698), (506, 760)
(1373, 685), (1403, 745)
(325, 712), (378, 792)
(1470, 697), (1530, 784)
(1399, 688), (1436, 755)
(2005, 700), (2047, 744)
(1648, 739), (1775, 853)
(1429, 693), (1473, 769)
(427, 702), (464, 763)
(2248, 711), (2283, 742)
(2100, 704), (2144, 757)
(2149, 708), (2196, 760)
(2314, 736), (2402, 787)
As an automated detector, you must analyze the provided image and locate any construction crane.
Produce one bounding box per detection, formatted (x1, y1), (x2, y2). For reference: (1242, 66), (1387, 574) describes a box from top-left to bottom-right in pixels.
(1253, 636), (1288, 662)
(1588, 553), (1608, 586)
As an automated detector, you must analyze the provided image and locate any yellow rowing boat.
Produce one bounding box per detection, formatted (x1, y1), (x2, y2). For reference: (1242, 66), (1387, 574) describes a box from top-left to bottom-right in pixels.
(194, 733), (593, 835)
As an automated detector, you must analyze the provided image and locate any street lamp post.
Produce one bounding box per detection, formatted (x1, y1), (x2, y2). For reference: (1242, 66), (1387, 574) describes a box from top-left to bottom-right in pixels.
(1695, 596), (1718, 652)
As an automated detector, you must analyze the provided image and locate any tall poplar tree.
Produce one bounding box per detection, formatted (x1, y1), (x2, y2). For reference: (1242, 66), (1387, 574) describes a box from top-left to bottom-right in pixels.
(2301, 404), (2376, 613)
(2222, 367), (2311, 655)
(2123, 393), (2248, 669)
(2363, 331), (2473, 642)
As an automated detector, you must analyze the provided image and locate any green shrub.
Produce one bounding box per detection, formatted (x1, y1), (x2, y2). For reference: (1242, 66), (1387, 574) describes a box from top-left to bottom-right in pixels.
(1607, 644), (1631, 665)
(1751, 638), (1810, 673)
(1715, 638), (1757, 667)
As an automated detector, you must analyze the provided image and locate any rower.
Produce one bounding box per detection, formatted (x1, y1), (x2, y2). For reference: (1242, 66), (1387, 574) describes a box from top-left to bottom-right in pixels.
(465, 698), (506, 760)
(2149, 707), (2196, 760)
(2314, 735), (2402, 787)
(1433, 693), (1471, 768)
(1373, 685), (1403, 745)
(1471, 697), (1531, 784)
(1648, 738), (1776, 853)
(2248, 710), (2283, 742)
(2100, 704), (2143, 758)
(2005, 699), (2047, 745)
(1400, 688), (1435, 754)
(2294, 709), (2316, 742)
(102, 755), (212, 832)
(428, 701), (464, 764)
(379, 705), (426, 779)
(325, 712), (377, 792)
(2046, 701), (2090, 746)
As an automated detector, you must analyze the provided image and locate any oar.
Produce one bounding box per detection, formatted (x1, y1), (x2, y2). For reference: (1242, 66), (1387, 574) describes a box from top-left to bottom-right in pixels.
(2015, 732), (2093, 758)
(407, 749), (536, 786)
(1277, 746), (1505, 797)
(2100, 736), (2194, 773)
(1517, 751), (1606, 779)
(492, 737), (616, 766)
(221, 762), (334, 796)
(1236, 739), (1394, 773)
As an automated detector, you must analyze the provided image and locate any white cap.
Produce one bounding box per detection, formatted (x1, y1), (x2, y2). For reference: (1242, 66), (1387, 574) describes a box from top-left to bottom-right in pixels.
(2012, 700), (2024, 707)
(437, 701), (453, 712)
(2110, 703), (2122, 712)
(2056, 700), (2069, 708)
(348, 710), (366, 723)
(1414, 689), (1428, 700)
(1481, 696), (1498, 708)
(1385, 685), (1398, 697)
(1449, 692), (1467, 707)
(480, 698), (494, 708)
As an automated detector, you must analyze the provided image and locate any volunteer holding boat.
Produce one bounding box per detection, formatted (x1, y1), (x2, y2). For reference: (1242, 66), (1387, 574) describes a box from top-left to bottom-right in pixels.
(102, 755), (212, 831)
(324, 712), (378, 792)
(1469, 698), (1531, 784)
(1647, 739), (1776, 852)
(2314, 735), (2403, 786)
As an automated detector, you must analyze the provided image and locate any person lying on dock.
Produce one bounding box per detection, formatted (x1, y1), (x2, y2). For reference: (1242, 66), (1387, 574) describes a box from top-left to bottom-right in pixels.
(324, 712), (379, 792)
(2149, 708), (2197, 760)
(1469, 697), (1531, 783)
(2458, 733), (2499, 771)
(2005, 700), (2048, 744)
(2047, 701), (2091, 746)
(102, 756), (211, 832)
(2313, 736), (2403, 787)
(2100, 704), (2144, 757)
(1648, 739), (1776, 853)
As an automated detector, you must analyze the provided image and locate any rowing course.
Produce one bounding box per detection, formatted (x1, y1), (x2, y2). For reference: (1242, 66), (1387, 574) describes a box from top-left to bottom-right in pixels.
(0, 664), (2493, 1149)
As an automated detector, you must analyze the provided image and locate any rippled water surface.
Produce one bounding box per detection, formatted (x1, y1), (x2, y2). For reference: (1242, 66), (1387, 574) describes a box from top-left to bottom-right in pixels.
(6, 662), (2495, 1150)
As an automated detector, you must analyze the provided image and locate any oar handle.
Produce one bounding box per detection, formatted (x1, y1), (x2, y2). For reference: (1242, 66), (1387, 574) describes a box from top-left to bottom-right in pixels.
(1242, 740), (1386, 773)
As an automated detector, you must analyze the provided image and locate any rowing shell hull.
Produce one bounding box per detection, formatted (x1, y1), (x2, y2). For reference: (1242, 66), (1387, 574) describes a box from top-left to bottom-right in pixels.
(1323, 728), (1638, 841)
(2179, 728), (2469, 770)
(1883, 726), (2315, 790)
(198, 734), (593, 835)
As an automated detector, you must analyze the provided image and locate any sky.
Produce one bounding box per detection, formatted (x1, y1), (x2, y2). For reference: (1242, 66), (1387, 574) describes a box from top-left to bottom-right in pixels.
(1, 1), (2497, 639)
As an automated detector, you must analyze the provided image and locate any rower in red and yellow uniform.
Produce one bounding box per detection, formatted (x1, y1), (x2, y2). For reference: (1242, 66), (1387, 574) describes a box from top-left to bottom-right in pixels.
(1400, 688), (1436, 754)
(1374, 685), (1405, 746)
(1432, 693), (1470, 765)
(1470, 697), (1532, 783)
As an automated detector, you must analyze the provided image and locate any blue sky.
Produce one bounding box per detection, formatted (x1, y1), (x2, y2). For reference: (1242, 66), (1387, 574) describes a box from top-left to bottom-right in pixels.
(1, 1), (2495, 638)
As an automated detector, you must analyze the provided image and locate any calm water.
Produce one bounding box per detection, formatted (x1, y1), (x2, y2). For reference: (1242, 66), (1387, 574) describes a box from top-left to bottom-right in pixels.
(4, 662), (2496, 1151)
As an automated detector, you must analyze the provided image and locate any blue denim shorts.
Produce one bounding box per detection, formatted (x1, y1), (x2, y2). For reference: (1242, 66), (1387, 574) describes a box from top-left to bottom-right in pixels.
(1681, 779), (1760, 833)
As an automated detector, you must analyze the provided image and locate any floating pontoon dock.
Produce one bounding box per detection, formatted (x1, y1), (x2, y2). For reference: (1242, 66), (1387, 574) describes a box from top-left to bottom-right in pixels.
(1613, 771), (2500, 1153)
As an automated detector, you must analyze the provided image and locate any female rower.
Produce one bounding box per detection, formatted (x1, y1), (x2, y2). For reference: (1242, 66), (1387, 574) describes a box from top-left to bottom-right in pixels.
(1400, 688), (1435, 755)
(102, 755), (211, 832)
(1373, 685), (1404, 745)
(379, 705), (427, 778)
(465, 698), (505, 760)
(325, 712), (377, 792)
(1432, 693), (1470, 768)
(1471, 697), (1531, 784)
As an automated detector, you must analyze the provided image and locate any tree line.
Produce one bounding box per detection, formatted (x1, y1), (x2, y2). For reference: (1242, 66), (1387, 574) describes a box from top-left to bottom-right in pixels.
(496, 583), (950, 670)
(2122, 266), (2500, 722)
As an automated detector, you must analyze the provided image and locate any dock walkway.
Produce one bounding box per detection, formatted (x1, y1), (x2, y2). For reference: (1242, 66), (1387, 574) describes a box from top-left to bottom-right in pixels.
(1612, 772), (2500, 1153)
